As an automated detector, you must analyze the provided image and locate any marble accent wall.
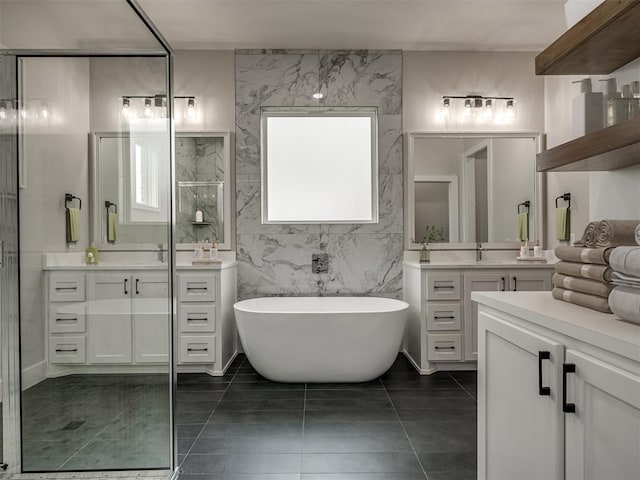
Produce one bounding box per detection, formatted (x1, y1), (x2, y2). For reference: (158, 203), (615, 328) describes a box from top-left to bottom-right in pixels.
(235, 50), (403, 299)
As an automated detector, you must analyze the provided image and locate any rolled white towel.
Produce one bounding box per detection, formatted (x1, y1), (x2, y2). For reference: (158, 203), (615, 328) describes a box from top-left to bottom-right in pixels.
(610, 247), (640, 278)
(609, 286), (640, 325)
(612, 271), (640, 288)
(636, 224), (640, 245)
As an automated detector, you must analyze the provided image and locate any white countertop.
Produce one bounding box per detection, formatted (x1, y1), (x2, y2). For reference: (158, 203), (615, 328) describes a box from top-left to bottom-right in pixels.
(472, 291), (640, 363)
(403, 260), (555, 270)
(43, 262), (236, 271)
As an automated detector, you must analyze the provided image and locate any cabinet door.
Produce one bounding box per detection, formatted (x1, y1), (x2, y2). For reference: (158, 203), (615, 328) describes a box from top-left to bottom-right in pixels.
(478, 309), (564, 480)
(509, 269), (552, 292)
(463, 271), (506, 361)
(87, 274), (132, 364)
(133, 273), (169, 364)
(565, 350), (640, 480)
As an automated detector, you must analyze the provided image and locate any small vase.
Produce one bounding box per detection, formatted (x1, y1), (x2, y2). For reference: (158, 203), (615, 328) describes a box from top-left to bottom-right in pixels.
(420, 248), (430, 263)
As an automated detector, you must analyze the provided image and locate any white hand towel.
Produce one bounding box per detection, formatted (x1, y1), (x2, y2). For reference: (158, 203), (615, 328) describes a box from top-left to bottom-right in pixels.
(636, 224), (640, 245)
(610, 246), (640, 278)
(612, 271), (640, 288)
(609, 286), (640, 325)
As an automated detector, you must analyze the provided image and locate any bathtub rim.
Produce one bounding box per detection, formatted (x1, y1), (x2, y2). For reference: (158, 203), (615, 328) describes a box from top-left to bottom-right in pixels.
(233, 296), (409, 315)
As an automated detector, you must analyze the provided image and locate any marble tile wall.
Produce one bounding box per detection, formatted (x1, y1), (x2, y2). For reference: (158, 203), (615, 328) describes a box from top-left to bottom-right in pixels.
(235, 50), (403, 299)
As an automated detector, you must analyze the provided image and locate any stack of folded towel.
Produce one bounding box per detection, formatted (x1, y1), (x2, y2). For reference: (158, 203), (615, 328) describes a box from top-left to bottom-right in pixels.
(553, 219), (640, 313)
(609, 224), (640, 325)
(552, 245), (614, 313)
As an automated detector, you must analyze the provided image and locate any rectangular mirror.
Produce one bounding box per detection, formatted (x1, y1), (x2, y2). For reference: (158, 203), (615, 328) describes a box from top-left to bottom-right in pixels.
(261, 107), (378, 224)
(406, 132), (543, 248)
(92, 131), (231, 249)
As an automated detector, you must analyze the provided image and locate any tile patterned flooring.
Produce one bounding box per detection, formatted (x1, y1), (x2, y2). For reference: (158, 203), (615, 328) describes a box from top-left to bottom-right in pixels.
(177, 354), (477, 480)
(15, 354), (477, 479)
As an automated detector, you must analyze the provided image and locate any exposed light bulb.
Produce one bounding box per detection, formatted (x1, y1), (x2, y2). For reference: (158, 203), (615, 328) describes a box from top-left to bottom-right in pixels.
(185, 97), (196, 120)
(121, 98), (131, 119)
(312, 92), (324, 100)
(143, 98), (154, 118)
(40, 102), (49, 120)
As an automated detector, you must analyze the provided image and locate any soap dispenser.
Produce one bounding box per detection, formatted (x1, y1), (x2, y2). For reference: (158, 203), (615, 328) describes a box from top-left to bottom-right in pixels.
(571, 78), (603, 138)
(620, 83), (640, 121)
(599, 78), (625, 126)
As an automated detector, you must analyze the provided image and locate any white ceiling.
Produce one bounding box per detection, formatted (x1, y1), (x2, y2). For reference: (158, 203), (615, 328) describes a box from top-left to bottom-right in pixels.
(137, 0), (569, 51)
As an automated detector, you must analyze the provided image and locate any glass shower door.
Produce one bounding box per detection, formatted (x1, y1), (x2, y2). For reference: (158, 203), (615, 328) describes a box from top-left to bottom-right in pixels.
(16, 54), (173, 473)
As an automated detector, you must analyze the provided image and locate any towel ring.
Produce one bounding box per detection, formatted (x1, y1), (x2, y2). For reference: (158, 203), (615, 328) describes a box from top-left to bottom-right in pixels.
(517, 200), (530, 214)
(555, 193), (571, 209)
(65, 193), (81, 210)
(105, 201), (118, 214)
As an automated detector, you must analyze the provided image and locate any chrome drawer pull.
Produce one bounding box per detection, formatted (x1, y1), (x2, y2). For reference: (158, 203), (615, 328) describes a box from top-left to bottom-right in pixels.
(434, 285), (454, 289)
(56, 317), (78, 322)
(434, 315), (455, 320)
(55, 348), (78, 353)
(55, 286), (77, 291)
(187, 287), (208, 291)
(434, 346), (455, 350)
(187, 347), (209, 352)
(187, 317), (208, 322)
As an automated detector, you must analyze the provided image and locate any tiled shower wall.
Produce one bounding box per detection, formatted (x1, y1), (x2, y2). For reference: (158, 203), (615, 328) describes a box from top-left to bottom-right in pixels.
(235, 50), (403, 299)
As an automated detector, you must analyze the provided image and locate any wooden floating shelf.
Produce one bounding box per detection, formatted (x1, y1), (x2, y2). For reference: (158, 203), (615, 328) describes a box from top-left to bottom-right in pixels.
(537, 119), (640, 172)
(535, 0), (640, 75)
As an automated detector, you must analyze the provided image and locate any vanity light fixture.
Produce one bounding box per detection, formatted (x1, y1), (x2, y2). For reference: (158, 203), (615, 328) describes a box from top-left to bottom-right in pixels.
(439, 95), (516, 123)
(0, 102), (7, 121)
(119, 95), (198, 121)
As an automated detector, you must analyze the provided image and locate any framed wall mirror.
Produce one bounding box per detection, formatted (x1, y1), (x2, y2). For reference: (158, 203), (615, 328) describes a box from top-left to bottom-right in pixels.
(405, 132), (544, 249)
(91, 131), (232, 250)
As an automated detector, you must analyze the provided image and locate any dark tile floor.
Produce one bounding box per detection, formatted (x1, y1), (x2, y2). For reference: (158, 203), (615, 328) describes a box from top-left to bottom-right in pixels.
(17, 354), (477, 478)
(21, 374), (171, 471)
(177, 354), (477, 480)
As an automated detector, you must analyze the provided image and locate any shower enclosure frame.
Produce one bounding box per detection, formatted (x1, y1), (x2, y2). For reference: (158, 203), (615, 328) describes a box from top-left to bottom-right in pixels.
(0, 1), (178, 476)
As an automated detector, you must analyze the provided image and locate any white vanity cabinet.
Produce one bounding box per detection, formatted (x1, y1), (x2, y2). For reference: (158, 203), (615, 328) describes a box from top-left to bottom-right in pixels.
(464, 269), (552, 361)
(177, 265), (237, 375)
(45, 262), (237, 377)
(402, 262), (553, 374)
(475, 291), (640, 480)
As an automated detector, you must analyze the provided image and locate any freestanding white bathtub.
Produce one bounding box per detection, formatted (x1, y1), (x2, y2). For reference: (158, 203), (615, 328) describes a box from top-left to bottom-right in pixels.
(234, 296), (409, 383)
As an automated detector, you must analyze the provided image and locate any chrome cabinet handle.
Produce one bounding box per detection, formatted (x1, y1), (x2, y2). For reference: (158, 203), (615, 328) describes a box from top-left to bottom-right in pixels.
(135, 278), (140, 295)
(187, 347), (209, 352)
(434, 346), (455, 350)
(56, 348), (78, 353)
(124, 278), (128, 295)
(501, 277), (506, 291)
(513, 276), (518, 291)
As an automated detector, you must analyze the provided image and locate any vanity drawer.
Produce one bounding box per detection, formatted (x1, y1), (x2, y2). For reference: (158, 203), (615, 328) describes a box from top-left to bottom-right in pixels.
(49, 303), (86, 333)
(180, 335), (216, 363)
(49, 273), (85, 302)
(426, 273), (461, 301)
(49, 336), (86, 364)
(179, 274), (216, 302)
(426, 303), (461, 331)
(179, 304), (216, 333)
(427, 334), (462, 361)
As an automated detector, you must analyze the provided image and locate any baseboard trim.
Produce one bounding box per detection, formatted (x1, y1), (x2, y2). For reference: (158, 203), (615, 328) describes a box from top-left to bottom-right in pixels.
(22, 360), (47, 390)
